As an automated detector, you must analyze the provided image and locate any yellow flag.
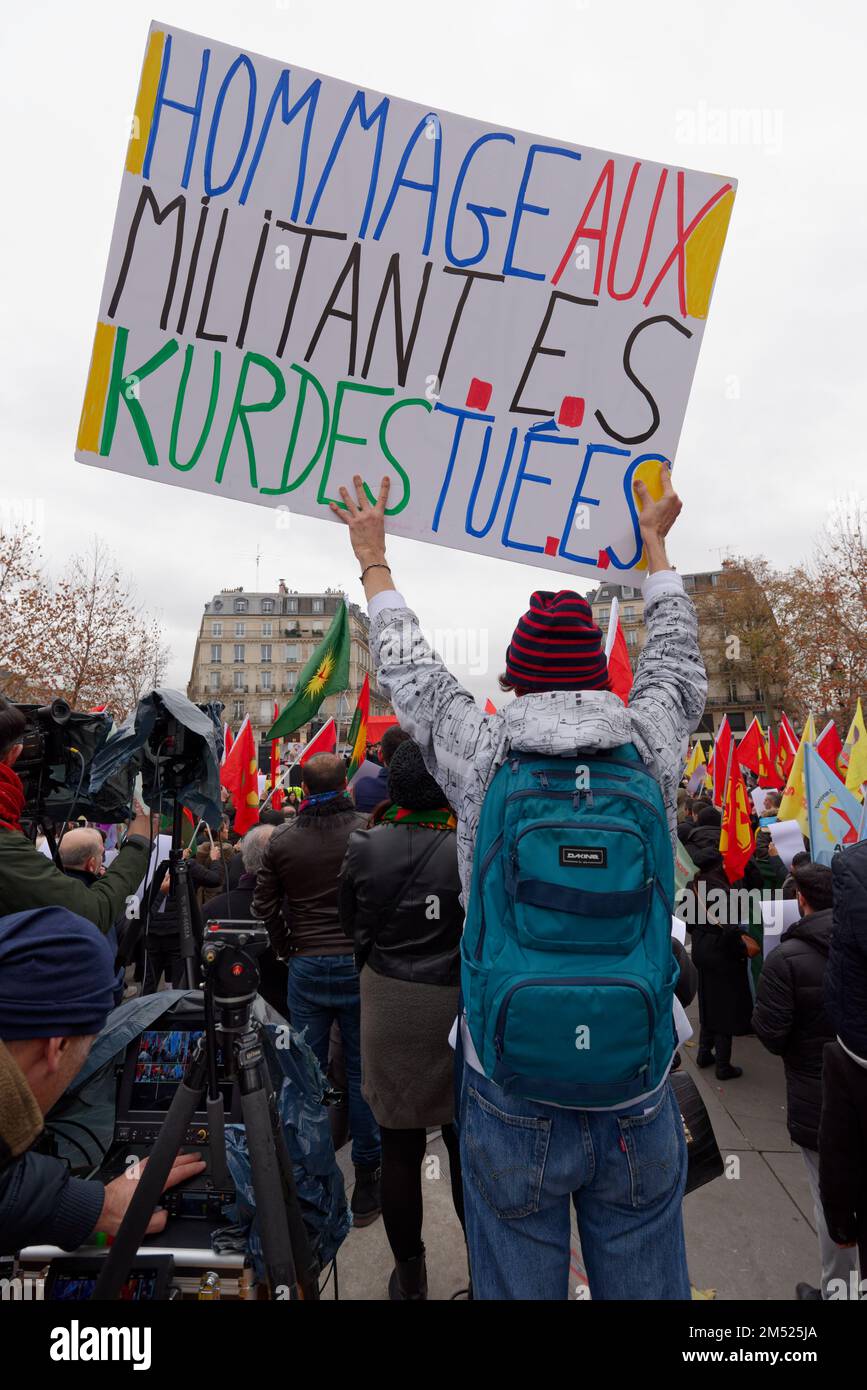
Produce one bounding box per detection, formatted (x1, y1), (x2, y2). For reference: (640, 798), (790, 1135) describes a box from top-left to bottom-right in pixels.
(844, 698), (867, 796)
(684, 742), (706, 777)
(801, 712), (816, 744)
(778, 735), (809, 835)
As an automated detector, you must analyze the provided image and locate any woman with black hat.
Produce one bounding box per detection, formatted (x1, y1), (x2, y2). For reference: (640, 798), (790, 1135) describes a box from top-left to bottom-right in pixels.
(339, 739), (465, 1299)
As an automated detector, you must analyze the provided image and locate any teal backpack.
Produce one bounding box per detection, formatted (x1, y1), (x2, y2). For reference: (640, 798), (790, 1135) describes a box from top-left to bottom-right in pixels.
(461, 745), (678, 1108)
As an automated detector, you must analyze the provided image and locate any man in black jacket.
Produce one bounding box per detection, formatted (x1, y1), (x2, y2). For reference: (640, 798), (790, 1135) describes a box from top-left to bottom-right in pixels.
(752, 860), (858, 1300)
(0, 907), (204, 1255)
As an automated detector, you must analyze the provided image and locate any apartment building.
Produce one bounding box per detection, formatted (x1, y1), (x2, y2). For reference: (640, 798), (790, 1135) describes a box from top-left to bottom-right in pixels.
(187, 580), (391, 747)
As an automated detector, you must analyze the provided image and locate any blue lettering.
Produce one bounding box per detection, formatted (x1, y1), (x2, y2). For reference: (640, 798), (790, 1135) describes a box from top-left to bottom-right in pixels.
(204, 56), (258, 197)
(503, 144), (582, 281)
(502, 424), (581, 552)
(239, 71), (321, 214)
(431, 402), (494, 532)
(559, 442), (630, 565)
(373, 113), (442, 257)
(445, 132), (514, 267)
(306, 90), (390, 238)
(143, 35), (210, 187)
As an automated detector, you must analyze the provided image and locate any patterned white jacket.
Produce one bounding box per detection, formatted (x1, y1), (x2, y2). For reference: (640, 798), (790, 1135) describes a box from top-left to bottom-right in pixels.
(367, 570), (707, 907)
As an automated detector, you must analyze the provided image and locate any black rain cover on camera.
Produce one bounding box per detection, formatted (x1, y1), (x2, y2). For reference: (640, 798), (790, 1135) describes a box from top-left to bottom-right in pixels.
(88, 689), (224, 827)
(20, 709), (139, 823)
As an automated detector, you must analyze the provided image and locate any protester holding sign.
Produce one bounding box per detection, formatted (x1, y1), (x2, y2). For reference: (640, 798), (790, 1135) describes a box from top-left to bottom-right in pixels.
(331, 460), (705, 1300)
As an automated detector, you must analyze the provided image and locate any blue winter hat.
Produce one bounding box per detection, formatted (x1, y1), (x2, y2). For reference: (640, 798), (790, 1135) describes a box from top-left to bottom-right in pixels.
(0, 908), (117, 1039)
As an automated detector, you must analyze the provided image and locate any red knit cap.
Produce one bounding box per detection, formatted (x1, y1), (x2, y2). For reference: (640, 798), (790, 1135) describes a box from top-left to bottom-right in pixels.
(505, 591), (611, 693)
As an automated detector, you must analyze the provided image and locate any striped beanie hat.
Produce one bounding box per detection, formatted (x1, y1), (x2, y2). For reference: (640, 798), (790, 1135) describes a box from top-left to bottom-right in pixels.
(505, 591), (611, 693)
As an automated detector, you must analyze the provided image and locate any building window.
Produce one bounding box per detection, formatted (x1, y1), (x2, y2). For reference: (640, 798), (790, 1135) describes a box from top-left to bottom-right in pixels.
(210, 644), (222, 663)
(261, 671), (272, 690)
(235, 598), (248, 612)
(287, 598), (298, 613)
(234, 644), (245, 663)
(233, 700), (244, 721)
(262, 622), (272, 637)
(261, 644), (272, 662)
(623, 606), (635, 621)
(233, 671), (244, 691)
(212, 622), (222, 637)
(597, 607), (610, 628)
(312, 598), (324, 613)
(285, 644), (299, 662)
(235, 622), (245, 637)
(210, 671), (220, 691)
(260, 701), (272, 721)
(682, 575), (695, 592)
(262, 599), (274, 613)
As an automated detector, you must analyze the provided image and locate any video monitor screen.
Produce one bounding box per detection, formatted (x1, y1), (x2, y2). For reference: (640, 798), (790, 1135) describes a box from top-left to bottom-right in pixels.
(128, 1029), (233, 1113)
(50, 1272), (159, 1301)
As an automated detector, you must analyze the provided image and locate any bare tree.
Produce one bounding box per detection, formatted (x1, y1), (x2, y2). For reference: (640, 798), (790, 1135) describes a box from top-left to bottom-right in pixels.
(1, 531), (170, 719)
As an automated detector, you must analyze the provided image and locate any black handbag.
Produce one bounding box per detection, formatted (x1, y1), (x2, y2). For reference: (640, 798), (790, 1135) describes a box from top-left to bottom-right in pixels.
(669, 1069), (725, 1194)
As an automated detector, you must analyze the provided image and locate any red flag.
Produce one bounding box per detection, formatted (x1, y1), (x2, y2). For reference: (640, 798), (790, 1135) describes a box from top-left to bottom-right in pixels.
(780, 713), (799, 754)
(775, 724), (795, 782)
(735, 718), (764, 774)
(720, 758), (756, 884)
(758, 726), (781, 788)
(737, 718), (779, 786)
(604, 599), (634, 705)
(270, 702), (284, 811)
(299, 717), (338, 766)
(816, 720), (844, 779)
(220, 717), (259, 835)
(484, 698), (497, 715)
(89, 703), (108, 713)
(712, 717), (733, 809)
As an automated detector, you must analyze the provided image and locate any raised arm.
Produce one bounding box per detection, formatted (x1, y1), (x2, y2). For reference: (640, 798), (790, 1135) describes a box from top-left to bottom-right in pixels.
(330, 475), (491, 809)
(628, 464), (707, 743)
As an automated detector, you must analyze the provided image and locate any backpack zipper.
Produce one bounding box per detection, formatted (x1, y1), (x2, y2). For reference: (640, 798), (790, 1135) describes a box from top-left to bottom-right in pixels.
(494, 975), (654, 1059)
(505, 785), (668, 838)
(471, 832), (504, 960)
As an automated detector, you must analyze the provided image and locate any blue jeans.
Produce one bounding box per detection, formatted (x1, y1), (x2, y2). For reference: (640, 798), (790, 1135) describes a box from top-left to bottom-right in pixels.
(286, 954), (381, 1170)
(459, 1063), (690, 1300)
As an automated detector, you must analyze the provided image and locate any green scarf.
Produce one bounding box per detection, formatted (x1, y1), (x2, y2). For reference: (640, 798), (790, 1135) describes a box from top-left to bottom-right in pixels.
(381, 804), (457, 831)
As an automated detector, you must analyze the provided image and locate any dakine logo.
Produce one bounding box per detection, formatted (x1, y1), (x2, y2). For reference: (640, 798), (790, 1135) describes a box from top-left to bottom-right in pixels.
(49, 1320), (151, 1371)
(560, 845), (607, 868)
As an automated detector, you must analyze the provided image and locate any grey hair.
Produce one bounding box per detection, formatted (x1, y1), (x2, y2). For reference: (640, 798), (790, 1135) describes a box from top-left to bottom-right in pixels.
(240, 824), (274, 876)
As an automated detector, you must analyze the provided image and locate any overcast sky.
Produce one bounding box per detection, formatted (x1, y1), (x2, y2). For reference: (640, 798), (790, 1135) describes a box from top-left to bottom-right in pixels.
(1, 0), (864, 703)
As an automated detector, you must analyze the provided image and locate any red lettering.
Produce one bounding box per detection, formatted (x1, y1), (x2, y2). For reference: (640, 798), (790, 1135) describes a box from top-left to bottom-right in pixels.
(550, 159), (615, 293)
(606, 164), (668, 302)
(642, 173), (734, 316)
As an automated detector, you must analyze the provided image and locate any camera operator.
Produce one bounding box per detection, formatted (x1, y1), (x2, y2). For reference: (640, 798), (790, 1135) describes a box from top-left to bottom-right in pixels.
(0, 698), (155, 934)
(0, 906), (205, 1254)
(145, 842), (223, 990)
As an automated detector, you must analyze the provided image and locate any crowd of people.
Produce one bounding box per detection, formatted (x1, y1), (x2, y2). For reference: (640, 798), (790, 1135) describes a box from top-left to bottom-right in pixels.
(0, 461), (865, 1301)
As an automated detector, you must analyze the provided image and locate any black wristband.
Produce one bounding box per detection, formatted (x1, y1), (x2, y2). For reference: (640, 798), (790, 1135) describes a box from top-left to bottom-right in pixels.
(360, 563), (392, 583)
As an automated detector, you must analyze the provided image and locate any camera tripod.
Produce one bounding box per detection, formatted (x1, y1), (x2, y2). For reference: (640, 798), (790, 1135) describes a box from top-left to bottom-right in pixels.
(93, 927), (320, 1301)
(141, 797), (202, 992)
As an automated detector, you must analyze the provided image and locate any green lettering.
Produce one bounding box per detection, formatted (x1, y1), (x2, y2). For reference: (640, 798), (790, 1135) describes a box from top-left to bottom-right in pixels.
(216, 352), (286, 488)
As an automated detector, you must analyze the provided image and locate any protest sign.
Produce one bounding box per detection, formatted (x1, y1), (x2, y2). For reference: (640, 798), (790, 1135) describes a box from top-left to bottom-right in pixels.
(76, 21), (736, 581)
(768, 818), (806, 869)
